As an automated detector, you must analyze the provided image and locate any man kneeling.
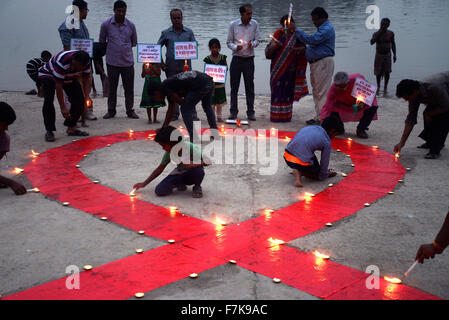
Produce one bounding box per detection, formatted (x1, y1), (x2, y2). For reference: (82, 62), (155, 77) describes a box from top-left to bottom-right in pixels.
(284, 115), (343, 187)
(133, 126), (210, 198)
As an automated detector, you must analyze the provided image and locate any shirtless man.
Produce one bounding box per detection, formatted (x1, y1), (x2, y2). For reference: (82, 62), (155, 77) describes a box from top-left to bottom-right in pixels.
(370, 18), (397, 95)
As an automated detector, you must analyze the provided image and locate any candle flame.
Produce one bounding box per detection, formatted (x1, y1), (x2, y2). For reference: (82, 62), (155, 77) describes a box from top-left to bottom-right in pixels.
(264, 208), (274, 215)
(384, 276), (402, 284)
(304, 192), (315, 197)
(395, 152), (400, 159)
(347, 138), (352, 142)
(129, 188), (137, 196)
(13, 167), (24, 174)
(215, 217), (227, 226)
(372, 145), (379, 149)
(284, 136), (291, 142)
(313, 250), (330, 259)
(268, 237), (285, 245)
(30, 149), (40, 158)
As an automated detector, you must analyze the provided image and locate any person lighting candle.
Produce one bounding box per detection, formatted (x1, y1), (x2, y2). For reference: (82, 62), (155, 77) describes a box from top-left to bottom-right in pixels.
(415, 210), (449, 263)
(0, 102), (26, 195)
(320, 72), (379, 139)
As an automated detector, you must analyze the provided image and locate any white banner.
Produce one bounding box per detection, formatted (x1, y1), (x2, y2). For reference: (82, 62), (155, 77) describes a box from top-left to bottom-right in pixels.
(351, 77), (377, 106)
(204, 64), (227, 84)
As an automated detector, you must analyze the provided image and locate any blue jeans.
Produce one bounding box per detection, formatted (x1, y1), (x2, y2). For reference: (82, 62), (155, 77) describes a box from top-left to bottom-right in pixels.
(230, 56), (255, 117)
(181, 81), (218, 141)
(155, 167), (205, 196)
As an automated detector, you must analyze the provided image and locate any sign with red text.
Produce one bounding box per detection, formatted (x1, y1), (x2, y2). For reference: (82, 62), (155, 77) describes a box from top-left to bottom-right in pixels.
(351, 77), (377, 106)
(174, 41), (198, 60)
(204, 64), (227, 84)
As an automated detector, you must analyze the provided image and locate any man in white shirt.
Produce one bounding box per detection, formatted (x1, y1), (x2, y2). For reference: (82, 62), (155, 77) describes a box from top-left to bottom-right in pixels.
(226, 4), (260, 121)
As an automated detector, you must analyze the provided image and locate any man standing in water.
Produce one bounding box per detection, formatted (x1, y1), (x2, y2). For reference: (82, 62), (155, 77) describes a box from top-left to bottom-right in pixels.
(370, 18), (397, 95)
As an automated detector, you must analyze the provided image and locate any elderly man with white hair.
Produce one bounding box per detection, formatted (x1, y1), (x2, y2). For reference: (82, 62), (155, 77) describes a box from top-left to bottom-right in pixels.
(320, 72), (379, 138)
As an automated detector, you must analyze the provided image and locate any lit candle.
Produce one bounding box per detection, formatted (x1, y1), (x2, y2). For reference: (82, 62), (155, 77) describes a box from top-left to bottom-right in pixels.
(13, 167), (24, 174)
(215, 217), (227, 226)
(129, 188), (137, 197)
(384, 276), (402, 284)
(30, 149), (40, 158)
(313, 250), (330, 260)
(268, 237), (285, 245)
(85, 98), (92, 108)
(271, 128), (278, 136)
(144, 62), (151, 75)
(395, 152), (400, 159)
(184, 58), (189, 72)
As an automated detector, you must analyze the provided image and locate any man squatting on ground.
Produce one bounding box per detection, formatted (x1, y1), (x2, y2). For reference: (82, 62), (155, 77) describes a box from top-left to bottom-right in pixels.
(284, 115), (344, 188)
(394, 71), (449, 159)
(0, 102), (26, 195)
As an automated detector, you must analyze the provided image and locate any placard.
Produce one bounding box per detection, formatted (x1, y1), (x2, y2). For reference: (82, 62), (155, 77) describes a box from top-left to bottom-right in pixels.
(204, 64), (227, 84)
(137, 44), (161, 63)
(174, 41), (198, 60)
(70, 38), (94, 58)
(351, 77), (377, 106)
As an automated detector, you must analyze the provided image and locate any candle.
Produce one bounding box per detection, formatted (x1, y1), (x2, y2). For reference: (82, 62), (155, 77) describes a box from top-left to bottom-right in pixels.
(85, 98), (92, 108)
(129, 188), (137, 196)
(404, 260), (418, 277)
(313, 250), (330, 260)
(268, 237), (285, 245)
(13, 167), (24, 174)
(384, 276), (402, 284)
(134, 292), (145, 298)
(30, 149), (40, 158)
(215, 217), (227, 226)
(236, 119), (241, 127)
(395, 152), (400, 159)
(183, 58), (188, 72)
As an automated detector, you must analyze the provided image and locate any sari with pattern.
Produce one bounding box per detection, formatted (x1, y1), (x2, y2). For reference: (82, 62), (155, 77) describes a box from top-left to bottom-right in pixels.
(268, 29), (309, 122)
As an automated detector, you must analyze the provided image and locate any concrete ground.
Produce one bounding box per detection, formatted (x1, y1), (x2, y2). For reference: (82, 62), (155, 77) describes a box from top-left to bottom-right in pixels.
(0, 90), (448, 300)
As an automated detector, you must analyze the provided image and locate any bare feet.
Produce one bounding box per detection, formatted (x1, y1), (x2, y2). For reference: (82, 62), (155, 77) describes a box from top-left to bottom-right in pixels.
(295, 181), (303, 188)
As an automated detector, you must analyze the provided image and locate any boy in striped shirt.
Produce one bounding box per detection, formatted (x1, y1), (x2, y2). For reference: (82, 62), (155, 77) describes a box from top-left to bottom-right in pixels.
(26, 51), (52, 96)
(38, 50), (91, 142)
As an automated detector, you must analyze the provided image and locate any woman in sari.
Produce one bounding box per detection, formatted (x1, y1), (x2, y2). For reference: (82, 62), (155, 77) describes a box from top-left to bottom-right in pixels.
(266, 15), (309, 122)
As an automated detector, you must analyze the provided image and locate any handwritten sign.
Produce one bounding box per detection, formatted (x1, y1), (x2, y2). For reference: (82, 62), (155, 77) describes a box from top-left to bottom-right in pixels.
(137, 44), (161, 63)
(204, 64), (227, 84)
(351, 77), (377, 106)
(70, 38), (94, 58)
(174, 41), (198, 60)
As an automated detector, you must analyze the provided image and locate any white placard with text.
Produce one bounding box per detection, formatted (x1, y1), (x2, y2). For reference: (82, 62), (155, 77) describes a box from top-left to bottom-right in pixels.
(204, 64), (227, 84)
(351, 77), (377, 106)
(137, 44), (161, 63)
(70, 38), (94, 58)
(174, 41), (198, 60)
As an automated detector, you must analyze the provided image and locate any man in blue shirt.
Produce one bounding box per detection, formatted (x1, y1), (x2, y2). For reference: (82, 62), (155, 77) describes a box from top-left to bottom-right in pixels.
(58, 0), (97, 121)
(294, 7), (335, 125)
(284, 115), (343, 187)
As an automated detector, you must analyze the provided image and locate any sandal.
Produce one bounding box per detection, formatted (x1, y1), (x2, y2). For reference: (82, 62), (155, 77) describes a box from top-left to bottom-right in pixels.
(67, 129), (89, 137)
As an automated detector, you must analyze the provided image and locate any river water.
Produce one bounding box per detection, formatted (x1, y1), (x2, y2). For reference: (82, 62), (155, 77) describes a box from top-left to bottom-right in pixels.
(0, 0), (448, 95)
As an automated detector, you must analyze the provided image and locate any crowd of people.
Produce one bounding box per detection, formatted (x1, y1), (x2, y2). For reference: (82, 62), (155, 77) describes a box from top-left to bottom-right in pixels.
(3, 1), (448, 266)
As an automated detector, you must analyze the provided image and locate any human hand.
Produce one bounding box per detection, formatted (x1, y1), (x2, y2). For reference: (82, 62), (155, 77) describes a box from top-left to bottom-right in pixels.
(61, 106), (70, 119)
(393, 143), (403, 154)
(415, 244), (438, 263)
(133, 182), (146, 190)
(393, 55), (397, 63)
(247, 41), (252, 49)
(236, 45), (243, 51)
(10, 181), (27, 195)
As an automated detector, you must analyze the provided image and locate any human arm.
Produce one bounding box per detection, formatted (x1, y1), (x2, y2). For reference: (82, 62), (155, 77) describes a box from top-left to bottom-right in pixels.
(391, 32), (397, 62)
(133, 164), (167, 190)
(131, 23), (137, 47)
(55, 82), (70, 119)
(296, 23), (332, 45)
(249, 22), (260, 49)
(393, 124), (414, 153)
(0, 174), (27, 195)
(318, 142), (331, 180)
(415, 211), (449, 263)
(226, 23), (241, 51)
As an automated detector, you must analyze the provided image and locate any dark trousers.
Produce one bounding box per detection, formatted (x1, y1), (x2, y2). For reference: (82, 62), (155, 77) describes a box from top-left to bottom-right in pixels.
(41, 78), (85, 132)
(106, 64), (135, 114)
(284, 153), (321, 177)
(230, 56), (255, 117)
(419, 107), (449, 154)
(181, 83), (218, 141)
(357, 106), (379, 131)
(165, 70), (197, 119)
(155, 167), (205, 196)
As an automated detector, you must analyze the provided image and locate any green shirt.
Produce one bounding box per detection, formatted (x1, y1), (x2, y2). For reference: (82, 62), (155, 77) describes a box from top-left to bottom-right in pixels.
(160, 141), (203, 175)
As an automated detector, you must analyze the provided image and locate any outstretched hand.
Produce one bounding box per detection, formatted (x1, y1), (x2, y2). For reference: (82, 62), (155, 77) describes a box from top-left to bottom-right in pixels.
(133, 182), (146, 190)
(415, 244), (437, 263)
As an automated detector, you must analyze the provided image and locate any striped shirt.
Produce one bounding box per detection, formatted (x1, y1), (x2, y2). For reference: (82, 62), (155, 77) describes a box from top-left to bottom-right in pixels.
(26, 58), (43, 79)
(38, 50), (90, 83)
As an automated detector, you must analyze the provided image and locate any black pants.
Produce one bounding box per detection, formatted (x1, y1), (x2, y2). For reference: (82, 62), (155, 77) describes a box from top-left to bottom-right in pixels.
(106, 64), (135, 114)
(155, 167), (205, 196)
(41, 78), (85, 132)
(419, 107), (449, 154)
(230, 56), (255, 117)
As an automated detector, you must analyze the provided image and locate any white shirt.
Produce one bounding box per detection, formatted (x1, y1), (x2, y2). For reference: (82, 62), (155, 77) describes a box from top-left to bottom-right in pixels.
(226, 18), (260, 57)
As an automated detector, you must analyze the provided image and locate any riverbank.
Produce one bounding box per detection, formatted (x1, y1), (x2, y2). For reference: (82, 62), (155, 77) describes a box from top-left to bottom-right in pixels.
(1, 90), (448, 300)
